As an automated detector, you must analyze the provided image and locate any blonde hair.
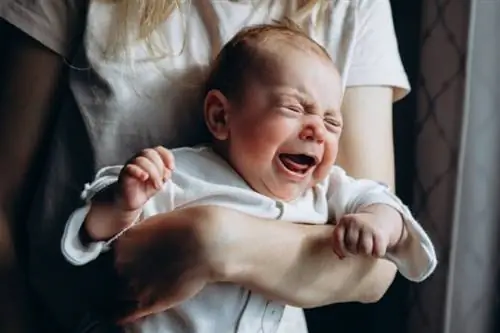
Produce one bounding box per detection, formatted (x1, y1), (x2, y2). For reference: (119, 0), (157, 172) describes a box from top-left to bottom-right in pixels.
(102, 0), (326, 59)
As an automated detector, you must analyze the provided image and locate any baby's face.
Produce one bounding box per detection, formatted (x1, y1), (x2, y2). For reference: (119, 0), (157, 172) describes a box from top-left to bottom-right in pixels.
(208, 46), (343, 201)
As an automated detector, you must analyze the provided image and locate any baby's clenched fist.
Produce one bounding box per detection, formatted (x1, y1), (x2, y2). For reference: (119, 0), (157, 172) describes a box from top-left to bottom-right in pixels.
(116, 146), (175, 212)
(332, 207), (405, 259)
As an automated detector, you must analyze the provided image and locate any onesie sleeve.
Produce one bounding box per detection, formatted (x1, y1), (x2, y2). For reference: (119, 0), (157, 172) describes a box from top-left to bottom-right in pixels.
(326, 166), (437, 282)
(60, 166), (176, 266)
(0, 0), (88, 57)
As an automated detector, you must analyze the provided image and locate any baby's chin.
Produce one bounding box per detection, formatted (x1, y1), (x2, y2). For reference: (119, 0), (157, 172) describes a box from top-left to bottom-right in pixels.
(262, 181), (311, 202)
(267, 174), (330, 202)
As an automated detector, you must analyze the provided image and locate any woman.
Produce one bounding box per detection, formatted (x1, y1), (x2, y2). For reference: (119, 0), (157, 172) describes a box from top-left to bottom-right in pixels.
(0, 0), (410, 332)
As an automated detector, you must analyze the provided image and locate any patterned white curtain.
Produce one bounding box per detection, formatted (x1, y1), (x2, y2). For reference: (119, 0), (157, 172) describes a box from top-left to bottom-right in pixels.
(409, 0), (500, 332)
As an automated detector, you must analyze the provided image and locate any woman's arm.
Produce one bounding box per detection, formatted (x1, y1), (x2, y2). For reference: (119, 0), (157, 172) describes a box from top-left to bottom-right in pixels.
(0, 20), (66, 332)
(336, 86), (396, 190)
(115, 204), (400, 322)
(212, 207), (398, 307)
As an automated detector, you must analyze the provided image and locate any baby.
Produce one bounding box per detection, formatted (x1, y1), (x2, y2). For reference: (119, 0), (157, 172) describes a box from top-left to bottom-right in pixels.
(62, 22), (436, 333)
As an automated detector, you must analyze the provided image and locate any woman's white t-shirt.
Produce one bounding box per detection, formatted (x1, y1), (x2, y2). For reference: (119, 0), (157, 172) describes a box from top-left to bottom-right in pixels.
(0, 0), (410, 332)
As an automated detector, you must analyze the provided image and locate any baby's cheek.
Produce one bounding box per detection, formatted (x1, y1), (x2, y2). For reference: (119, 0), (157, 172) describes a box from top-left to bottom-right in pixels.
(314, 140), (338, 179)
(312, 161), (332, 184)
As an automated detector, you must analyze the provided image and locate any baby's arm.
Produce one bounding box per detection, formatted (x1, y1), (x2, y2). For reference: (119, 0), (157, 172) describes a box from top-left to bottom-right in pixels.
(61, 147), (175, 266)
(326, 166), (437, 282)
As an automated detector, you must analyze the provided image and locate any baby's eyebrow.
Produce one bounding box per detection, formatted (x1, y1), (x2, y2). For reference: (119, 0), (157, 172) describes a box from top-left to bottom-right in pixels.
(272, 90), (307, 101)
(324, 109), (341, 117)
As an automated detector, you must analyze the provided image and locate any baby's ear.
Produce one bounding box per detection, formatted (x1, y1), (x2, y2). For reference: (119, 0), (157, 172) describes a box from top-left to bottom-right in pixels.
(204, 90), (231, 141)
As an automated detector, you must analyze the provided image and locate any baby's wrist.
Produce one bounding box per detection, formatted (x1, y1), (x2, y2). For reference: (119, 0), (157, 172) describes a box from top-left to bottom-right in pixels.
(114, 207), (142, 227)
(110, 187), (143, 225)
(84, 202), (141, 242)
(388, 221), (408, 251)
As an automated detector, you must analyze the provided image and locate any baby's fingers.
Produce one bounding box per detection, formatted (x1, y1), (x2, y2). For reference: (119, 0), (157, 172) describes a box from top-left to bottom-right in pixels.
(141, 148), (169, 182)
(134, 156), (163, 189)
(357, 230), (374, 256)
(345, 223), (360, 255)
(123, 164), (149, 182)
(371, 233), (387, 258)
(154, 146), (175, 171)
(332, 225), (346, 259)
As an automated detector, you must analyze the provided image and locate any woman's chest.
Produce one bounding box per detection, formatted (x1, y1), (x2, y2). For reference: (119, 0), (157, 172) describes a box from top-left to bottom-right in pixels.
(72, 0), (358, 166)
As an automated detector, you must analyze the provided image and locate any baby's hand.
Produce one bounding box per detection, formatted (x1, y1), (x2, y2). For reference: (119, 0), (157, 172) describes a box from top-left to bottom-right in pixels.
(117, 146), (175, 212)
(83, 147), (174, 242)
(332, 209), (402, 259)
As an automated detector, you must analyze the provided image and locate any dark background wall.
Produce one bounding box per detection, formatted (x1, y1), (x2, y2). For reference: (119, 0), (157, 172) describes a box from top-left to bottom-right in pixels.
(306, 1), (423, 332)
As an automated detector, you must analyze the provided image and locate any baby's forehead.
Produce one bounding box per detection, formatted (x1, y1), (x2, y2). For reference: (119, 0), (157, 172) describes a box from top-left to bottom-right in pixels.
(205, 22), (340, 103)
(247, 30), (331, 62)
(243, 40), (343, 115)
(249, 39), (341, 85)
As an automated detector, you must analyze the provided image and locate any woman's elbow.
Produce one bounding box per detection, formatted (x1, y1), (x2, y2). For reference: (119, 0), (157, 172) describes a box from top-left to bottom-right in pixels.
(285, 294), (329, 309)
(359, 287), (388, 304)
(359, 261), (397, 304)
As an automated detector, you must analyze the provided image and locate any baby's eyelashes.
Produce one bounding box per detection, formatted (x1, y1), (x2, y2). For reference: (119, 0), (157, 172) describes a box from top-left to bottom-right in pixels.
(324, 118), (342, 133)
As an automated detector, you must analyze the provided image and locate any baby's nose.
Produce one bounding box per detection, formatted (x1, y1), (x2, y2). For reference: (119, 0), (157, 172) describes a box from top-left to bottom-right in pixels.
(299, 117), (326, 143)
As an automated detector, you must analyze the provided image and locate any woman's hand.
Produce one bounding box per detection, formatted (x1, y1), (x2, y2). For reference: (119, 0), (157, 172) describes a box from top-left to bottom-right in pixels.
(112, 206), (224, 324)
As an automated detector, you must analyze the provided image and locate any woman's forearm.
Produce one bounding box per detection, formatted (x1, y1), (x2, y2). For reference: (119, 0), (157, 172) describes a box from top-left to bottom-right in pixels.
(213, 208), (397, 307)
(114, 206), (397, 322)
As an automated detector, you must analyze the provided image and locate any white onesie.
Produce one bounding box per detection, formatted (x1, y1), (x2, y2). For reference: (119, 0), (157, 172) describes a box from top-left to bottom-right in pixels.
(61, 146), (437, 333)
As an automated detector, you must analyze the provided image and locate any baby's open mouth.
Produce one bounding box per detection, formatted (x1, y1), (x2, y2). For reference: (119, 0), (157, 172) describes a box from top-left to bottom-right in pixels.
(278, 153), (318, 174)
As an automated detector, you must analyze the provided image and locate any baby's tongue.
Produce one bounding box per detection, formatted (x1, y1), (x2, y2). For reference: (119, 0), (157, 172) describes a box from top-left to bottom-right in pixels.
(279, 154), (310, 172)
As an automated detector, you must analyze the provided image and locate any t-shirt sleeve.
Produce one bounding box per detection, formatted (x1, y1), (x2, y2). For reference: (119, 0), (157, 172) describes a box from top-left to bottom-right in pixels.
(0, 0), (87, 57)
(346, 0), (410, 101)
